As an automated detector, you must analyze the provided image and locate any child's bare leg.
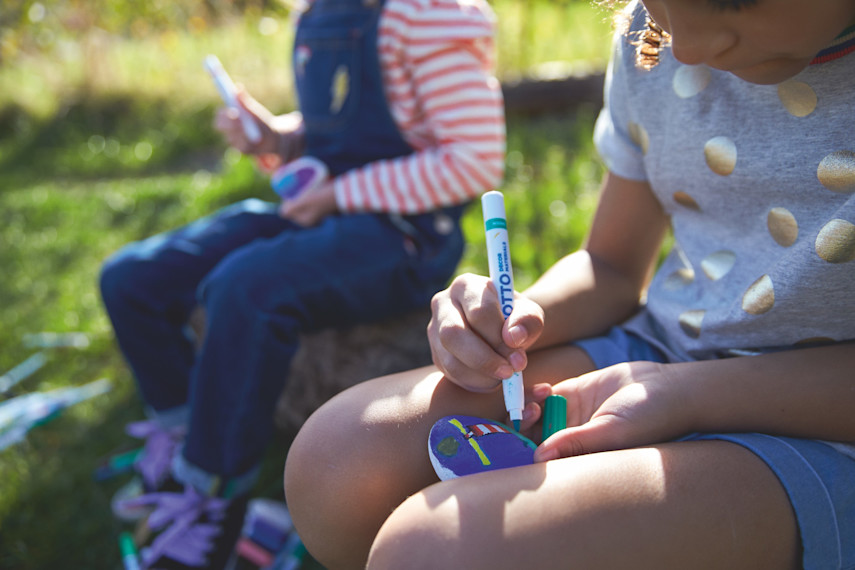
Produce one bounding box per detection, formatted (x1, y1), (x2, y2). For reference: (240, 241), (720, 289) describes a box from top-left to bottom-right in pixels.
(368, 441), (800, 570)
(284, 345), (596, 569)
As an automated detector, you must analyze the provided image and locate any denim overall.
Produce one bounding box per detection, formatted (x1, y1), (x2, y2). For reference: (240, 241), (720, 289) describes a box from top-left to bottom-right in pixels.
(100, 0), (466, 495)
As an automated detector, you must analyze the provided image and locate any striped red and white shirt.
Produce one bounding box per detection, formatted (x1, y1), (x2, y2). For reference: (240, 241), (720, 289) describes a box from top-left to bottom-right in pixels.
(305, 0), (506, 214)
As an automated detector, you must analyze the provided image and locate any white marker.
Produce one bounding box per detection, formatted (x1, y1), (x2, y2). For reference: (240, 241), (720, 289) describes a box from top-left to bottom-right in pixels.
(204, 54), (262, 144)
(481, 190), (524, 431)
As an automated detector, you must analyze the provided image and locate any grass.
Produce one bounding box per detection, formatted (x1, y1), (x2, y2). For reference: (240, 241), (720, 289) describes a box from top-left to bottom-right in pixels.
(0, 2), (613, 568)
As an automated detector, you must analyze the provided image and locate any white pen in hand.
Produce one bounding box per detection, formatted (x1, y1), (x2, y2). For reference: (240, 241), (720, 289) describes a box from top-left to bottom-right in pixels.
(204, 54), (262, 144)
(481, 190), (525, 431)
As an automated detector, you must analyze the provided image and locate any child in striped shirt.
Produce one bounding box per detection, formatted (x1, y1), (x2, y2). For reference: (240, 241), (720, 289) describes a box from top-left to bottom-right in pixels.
(98, 0), (504, 568)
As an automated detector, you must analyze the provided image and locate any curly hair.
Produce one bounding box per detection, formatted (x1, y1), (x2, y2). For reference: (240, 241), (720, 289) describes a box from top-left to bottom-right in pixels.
(635, 12), (670, 69)
(602, 1), (671, 69)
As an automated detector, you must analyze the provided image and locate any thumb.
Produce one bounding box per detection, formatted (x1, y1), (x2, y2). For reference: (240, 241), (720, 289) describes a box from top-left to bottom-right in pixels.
(533, 415), (630, 462)
(235, 87), (269, 122)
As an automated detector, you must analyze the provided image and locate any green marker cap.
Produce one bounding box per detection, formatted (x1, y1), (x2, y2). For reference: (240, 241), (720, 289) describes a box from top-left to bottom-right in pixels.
(119, 532), (137, 557)
(541, 394), (567, 441)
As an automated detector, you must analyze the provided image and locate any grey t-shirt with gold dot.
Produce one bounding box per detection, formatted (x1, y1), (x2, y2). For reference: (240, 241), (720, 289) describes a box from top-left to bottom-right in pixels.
(594, 3), (855, 363)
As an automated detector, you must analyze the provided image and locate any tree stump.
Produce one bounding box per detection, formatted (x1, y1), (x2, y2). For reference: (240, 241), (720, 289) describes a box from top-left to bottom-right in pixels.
(189, 306), (434, 437)
(274, 308), (434, 435)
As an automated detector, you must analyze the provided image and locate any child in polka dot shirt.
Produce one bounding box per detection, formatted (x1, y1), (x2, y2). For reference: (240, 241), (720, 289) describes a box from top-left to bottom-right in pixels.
(284, 1), (855, 568)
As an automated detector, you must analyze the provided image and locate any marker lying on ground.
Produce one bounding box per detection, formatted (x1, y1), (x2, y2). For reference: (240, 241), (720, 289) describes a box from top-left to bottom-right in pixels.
(119, 531), (141, 570)
(22, 332), (89, 349)
(481, 190), (524, 431)
(0, 352), (47, 394)
(204, 54), (262, 144)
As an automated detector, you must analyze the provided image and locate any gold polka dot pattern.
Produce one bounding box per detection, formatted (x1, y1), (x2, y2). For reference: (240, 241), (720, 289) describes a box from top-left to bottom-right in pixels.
(623, 57), (855, 348)
(815, 219), (855, 263)
(700, 250), (736, 281)
(672, 65), (711, 99)
(742, 275), (775, 315)
(664, 267), (695, 290)
(777, 81), (817, 117)
(678, 310), (705, 339)
(704, 136), (737, 176)
(628, 122), (649, 155)
(817, 151), (855, 193)
(673, 191), (700, 211)
(767, 207), (799, 247)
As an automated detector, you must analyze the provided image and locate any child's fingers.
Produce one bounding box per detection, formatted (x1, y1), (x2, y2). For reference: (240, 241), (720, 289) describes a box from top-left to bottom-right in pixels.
(518, 399), (543, 437)
(533, 415), (628, 462)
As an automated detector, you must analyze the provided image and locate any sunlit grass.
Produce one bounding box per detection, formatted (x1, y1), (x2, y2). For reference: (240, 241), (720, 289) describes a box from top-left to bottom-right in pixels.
(0, 2), (613, 120)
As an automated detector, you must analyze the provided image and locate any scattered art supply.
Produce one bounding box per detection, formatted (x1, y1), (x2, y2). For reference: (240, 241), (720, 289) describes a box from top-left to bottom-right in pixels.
(226, 498), (296, 570)
(481, 191), (525, 431)
(120, 531), (142, 570)
(0, 351), (48, 394)
(204, 54), (262, 143)
(428, 415), (536, 480)
(0, 378), (112, 451)
(270, 156), (328, 201)
(271, 533), (306, 570)
(94, 447), (144, 481)
(22, 332), (90, 349)
(541, 394), (568, 441)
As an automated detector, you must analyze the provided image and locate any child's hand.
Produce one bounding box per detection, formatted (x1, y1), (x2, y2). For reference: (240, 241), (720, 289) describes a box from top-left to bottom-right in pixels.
(214, 88), (301, 158)
(427, 273), (545, 393)
(278, 181), (338, 226)
(533, 361), (690, 462)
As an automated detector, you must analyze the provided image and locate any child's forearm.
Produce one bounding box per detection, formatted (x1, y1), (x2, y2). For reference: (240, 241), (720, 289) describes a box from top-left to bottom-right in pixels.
(673, 342), (855, 442)
(524, 172), (668, 351)
(524, 250), (646, 350)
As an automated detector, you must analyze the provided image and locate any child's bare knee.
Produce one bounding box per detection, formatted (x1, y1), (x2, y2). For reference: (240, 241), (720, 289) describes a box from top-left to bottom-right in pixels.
(367, 493), (449, 570)
(284, 399), (363, 567)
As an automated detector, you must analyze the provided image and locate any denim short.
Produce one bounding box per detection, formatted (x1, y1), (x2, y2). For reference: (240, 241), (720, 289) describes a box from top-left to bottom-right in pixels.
(574, 327), (855, 570)
(574, 325), (668, 369)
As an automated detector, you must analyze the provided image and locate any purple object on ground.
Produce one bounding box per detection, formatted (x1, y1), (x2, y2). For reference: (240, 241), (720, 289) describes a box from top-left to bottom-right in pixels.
(428, 415), (536, 480)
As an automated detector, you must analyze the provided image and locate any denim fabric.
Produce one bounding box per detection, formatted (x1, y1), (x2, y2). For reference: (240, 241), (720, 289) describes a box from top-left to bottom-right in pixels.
(574, 325), (669, 369)
(101, 198), (463, 488)
(576, 328), (855, 569)
(295, 0), (411, 176)
(687, 433), (855, 570)
(100, 0), (470, 492)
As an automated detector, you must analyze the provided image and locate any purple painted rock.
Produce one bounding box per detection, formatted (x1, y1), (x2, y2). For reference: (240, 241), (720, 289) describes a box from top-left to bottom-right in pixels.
(428, 415), (536, 480)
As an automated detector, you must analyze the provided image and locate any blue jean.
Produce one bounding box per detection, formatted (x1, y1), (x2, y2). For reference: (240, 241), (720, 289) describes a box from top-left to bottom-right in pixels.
(100, 198), (463, 494)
